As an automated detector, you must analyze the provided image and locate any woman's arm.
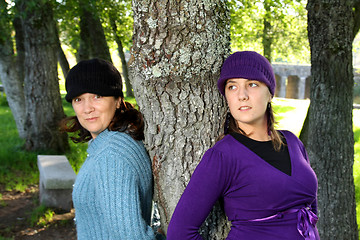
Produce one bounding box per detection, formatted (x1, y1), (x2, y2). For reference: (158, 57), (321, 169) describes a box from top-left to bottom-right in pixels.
(167, 149), (231, 240)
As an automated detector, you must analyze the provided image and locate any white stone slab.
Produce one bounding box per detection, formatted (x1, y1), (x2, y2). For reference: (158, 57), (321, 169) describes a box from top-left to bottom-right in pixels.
(37, 155), (76, 189)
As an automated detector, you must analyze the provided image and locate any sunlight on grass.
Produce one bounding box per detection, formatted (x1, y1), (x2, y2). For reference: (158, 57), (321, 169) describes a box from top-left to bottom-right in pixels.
(30, 205), (55, 227)
(272, 98), (310, 136)
(352, 109), (360, 229)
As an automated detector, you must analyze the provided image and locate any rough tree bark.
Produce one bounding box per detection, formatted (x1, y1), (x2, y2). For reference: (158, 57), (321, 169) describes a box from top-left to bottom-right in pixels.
(19, 0), (69, 152)
(0, 0), (26, 138)
(307, 0), (358, 239)
(130, 0), (231, 238)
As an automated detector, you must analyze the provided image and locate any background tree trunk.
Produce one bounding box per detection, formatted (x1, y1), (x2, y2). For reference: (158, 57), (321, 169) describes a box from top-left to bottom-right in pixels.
(130, 0), (231, 238)
(262, 0), (272, 62)
(0, 0), (26, 138)
(307, 0), (358, 239)
(77, 12), (91, 62)
(19, 0), (69, 153)
(109, 17), (134, 98)
(58, 44), (70, 79)
(78, 0), (112, 62)
(55, 22), (70, 79)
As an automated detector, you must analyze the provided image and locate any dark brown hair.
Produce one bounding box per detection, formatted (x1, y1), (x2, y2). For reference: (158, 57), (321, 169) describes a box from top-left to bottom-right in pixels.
(60, 98), (144, 143)
(220, 103), (285, 151)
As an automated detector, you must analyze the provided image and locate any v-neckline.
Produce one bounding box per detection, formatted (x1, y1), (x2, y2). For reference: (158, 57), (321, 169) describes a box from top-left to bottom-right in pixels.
(229, 130), (294, 177)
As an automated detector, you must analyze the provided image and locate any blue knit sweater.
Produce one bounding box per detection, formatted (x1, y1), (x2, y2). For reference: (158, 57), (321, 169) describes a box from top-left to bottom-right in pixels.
(72, 130), (156, 239)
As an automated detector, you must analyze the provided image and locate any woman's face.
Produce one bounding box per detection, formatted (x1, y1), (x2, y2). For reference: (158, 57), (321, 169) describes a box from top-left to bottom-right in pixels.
(72, 93), (121, 139)
(225, 78), (272, 134)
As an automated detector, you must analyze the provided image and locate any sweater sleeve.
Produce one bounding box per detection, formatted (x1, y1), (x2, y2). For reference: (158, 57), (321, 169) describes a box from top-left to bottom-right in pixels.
(94, 151), (155, 240)
(167, 148), (232, 240)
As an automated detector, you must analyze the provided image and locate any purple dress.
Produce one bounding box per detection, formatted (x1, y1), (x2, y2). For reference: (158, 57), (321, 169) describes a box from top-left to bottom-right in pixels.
(167, 130), (320, 240)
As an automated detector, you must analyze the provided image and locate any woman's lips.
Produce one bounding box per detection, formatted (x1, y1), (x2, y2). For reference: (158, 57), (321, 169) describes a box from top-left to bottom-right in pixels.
(239, 106), (251, 111)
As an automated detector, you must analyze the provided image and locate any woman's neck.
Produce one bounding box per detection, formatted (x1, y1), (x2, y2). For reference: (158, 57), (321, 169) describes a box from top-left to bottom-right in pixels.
(237, 121), (270, 142)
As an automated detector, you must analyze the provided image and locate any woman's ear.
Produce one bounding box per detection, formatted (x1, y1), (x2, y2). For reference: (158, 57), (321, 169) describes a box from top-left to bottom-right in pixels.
(116, 98), (122, 109)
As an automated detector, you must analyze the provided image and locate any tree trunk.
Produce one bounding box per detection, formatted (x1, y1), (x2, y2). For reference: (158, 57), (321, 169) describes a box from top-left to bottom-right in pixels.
(307, 1), (358, 239)
(299, 107), (309, 148)
(130, 0), (231, 238)
(0, 1), (26, 138)
(58, 44), (70, 79)
(19, 0), (69, 153)
(54, 22), (70, 78)
(109, 17), (134, 98)
(77, 12), (91, 62)
(262, 0), (272, 62)
(78, 0), (112, 63)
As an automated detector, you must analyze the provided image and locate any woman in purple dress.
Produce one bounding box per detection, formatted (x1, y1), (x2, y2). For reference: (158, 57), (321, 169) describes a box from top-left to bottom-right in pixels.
(167, 51), (320, 240)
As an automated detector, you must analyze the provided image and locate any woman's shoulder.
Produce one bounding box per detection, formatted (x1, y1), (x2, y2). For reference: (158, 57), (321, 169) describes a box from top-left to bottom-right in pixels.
(91, 130), (147, 158)
(202, 134), (239, 163)
(99, 130), (144, 148)
(211, 134), (239, 153)
(92, 131), (151, 170)
(278, 130), (302, 143)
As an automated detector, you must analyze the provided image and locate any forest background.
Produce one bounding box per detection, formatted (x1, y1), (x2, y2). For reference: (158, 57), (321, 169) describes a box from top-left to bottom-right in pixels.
(0, 0), (360, 239)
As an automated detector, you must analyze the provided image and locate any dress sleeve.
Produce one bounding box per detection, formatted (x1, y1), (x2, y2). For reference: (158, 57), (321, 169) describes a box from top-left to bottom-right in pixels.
(94, 152), (156, 240)
(167, 148), (232, 240)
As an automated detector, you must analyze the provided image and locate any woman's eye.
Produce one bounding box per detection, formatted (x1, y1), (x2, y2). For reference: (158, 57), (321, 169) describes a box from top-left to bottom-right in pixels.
(73, 98), (81, 103)
(94, 95), (102, 99)
(249, 82), (258, 87)
(228, 85), (237, 90)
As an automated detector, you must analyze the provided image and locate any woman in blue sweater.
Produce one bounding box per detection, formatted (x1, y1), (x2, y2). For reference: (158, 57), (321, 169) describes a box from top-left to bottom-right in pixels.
(61, 58), (160, 239)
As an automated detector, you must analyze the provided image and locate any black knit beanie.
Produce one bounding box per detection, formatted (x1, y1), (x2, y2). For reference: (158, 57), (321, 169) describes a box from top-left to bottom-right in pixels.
(65, 58), (123, 102)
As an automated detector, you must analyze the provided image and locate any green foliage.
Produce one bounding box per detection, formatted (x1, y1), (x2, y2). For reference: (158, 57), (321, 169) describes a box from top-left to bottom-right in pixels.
(98, 0), (133, 50)
(55, 0), (81, 57)
(229, 0), (309, 63)
(0, 0), (13, 45)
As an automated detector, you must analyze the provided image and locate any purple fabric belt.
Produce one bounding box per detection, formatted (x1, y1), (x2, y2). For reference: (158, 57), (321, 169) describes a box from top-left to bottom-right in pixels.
(249, 206), (318, 240)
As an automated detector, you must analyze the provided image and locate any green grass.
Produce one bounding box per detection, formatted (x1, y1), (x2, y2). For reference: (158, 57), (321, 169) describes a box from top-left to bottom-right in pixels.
(273, 98), (310, 135)
(29, 205), (55, 227)
(0, 101), (38, 191)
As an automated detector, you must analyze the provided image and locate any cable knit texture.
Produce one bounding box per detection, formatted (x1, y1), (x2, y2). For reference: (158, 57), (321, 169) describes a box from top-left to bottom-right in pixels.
(72, 130), (155, 239)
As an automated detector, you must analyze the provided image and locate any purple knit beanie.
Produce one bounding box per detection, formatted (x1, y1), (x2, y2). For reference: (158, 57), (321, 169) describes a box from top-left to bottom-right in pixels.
(217, 51), (276, 96)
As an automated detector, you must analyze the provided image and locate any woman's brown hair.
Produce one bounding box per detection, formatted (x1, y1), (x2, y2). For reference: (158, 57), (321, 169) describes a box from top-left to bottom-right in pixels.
(60, 98), (144, 143)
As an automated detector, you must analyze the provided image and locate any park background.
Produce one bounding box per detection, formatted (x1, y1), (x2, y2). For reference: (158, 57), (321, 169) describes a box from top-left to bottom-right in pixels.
(0, 0), (360, 239)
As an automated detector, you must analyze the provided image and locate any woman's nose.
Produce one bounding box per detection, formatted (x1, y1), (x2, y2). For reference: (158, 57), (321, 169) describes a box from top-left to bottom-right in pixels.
(84, 100), (95, 113)
(238, 87), (249, 101)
